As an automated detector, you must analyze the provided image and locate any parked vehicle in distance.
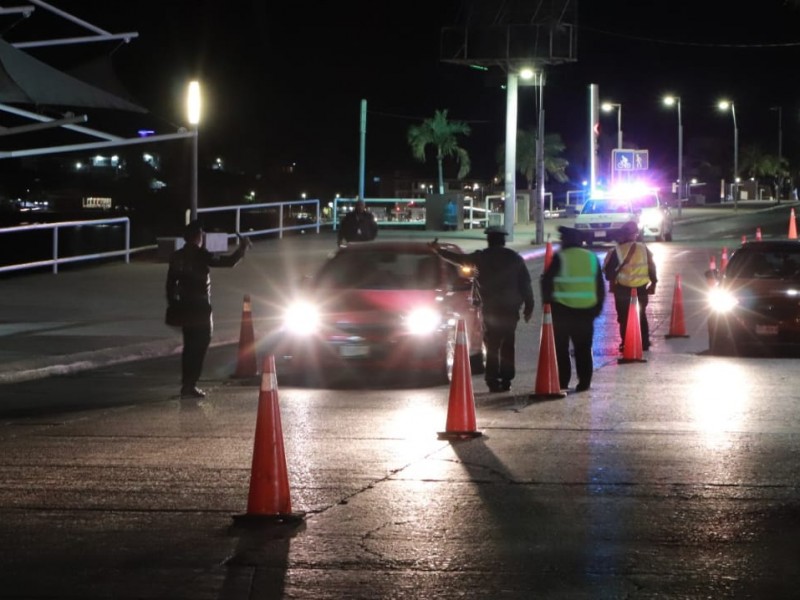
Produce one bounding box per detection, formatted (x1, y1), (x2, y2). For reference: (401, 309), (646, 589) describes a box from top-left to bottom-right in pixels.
(706, 240), (800, 355)
(574, 183), (673, 245)
(274, 240), (485, 385)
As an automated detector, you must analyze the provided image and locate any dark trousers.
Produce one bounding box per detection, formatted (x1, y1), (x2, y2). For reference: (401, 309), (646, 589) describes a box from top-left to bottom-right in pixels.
(182, 323), (212, 389)
(614, 286), (650, 347)
(551, 303), (596, 389)
(483, 310), (519, 386)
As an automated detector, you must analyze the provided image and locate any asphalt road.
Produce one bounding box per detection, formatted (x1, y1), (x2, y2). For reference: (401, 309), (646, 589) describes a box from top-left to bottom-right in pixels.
(1, 204), (800, 599)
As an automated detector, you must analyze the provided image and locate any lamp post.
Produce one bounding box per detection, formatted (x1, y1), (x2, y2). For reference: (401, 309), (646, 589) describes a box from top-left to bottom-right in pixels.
(187, 80), (201, 222)
(771, 105), (783, 201)
(663, 95), (683, 217)
(601, 101), (623, 149)
(718, 100), (738, 208)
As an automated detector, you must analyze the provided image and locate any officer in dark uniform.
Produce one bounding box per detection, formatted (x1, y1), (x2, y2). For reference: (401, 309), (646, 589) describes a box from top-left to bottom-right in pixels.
(337, 199), (378, 246)
(430, 226), (534, 393)
(541, 226), (605, 392)
(165, 221), (249, 399)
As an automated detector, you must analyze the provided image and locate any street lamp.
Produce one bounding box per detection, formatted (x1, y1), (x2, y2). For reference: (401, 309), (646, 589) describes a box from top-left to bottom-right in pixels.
(601, 101), (623, 149)
(187, 80), (201, 222)
(663, 95), (683, 217)
(718, 100), (738, 207)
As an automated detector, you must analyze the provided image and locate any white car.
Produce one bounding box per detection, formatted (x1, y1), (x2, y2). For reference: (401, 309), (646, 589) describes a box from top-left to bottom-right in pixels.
(574, 187), (673, 244)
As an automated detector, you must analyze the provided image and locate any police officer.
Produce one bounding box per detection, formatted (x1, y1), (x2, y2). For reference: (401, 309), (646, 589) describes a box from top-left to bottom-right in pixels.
(541, 226), (605, 392)
(337, 199), (378, 246)
(602, 221), (658, 351)
(166, 221), (249, 399)
(430, 226), (534, 393)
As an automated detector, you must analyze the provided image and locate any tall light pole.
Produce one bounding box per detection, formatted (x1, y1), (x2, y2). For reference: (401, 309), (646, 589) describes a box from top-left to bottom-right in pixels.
(187, 80), (201, 223)
(718, 100), (738, 208)
(601, 101), (622, 149)
(771, 105), (783, 202)
(663, 95), (683, 217)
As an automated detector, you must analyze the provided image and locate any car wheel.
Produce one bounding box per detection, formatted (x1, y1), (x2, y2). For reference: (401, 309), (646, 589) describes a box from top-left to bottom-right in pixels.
(709, 328), (736, 356)
(470, 341), (486, 375)
(664, 230), (673, 242)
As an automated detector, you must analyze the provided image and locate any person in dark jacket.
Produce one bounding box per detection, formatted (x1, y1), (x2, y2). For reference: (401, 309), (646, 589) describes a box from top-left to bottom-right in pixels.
(541, 226), (605, 392)
(337, 199), (378, 246)
(430, 226), (534, 393)
(166, 221), (249, 399)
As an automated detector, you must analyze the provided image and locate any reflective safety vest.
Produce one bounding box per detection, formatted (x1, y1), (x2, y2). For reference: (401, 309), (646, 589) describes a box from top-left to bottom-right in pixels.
(553, 247), (598, 308)
(615, 242), (650, 287)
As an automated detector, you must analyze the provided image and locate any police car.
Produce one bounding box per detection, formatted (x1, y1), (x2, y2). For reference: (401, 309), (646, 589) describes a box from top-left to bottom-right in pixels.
(573, 184), (673, 244)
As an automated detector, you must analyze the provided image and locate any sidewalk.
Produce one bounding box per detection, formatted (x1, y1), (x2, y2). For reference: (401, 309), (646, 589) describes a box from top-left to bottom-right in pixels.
(0, 201), (790, 385)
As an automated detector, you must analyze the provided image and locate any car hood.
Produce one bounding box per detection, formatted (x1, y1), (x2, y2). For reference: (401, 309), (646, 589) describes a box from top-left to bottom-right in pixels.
(313, 288), (442, 316)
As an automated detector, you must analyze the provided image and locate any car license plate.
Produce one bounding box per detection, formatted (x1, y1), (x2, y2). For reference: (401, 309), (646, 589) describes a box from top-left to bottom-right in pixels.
(755, 324), (779, 336)
(594, 230), (606, 238)
(340, 344), (369, 357)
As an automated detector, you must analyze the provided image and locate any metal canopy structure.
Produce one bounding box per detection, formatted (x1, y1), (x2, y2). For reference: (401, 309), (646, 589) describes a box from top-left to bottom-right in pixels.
(0, 0), (192, 159)
(440, 0), (578, 243)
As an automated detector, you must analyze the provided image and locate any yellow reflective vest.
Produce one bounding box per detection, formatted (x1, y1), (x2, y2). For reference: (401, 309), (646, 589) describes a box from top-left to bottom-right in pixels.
(615, 242), (650, 287)
(553, 247), (598, 308)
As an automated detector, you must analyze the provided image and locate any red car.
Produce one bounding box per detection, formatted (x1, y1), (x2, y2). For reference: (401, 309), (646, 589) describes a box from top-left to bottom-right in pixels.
(275, 241), (485, 384)
(707, 240), (800, 355)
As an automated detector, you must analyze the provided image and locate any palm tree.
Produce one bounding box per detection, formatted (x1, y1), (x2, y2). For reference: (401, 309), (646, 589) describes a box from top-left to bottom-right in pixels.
(496, 129), (570, 215)
(407, 109), (471, 194)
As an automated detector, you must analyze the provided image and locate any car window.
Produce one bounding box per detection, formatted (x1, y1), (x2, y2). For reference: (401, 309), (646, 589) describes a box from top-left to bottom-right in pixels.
(727, 249), (800, 279)
(316, 251), (441, 290)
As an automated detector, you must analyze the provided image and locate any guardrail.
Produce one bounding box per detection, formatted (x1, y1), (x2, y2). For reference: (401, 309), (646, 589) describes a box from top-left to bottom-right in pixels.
(197, 198), (321, 239)
(0, 217), (130, 274)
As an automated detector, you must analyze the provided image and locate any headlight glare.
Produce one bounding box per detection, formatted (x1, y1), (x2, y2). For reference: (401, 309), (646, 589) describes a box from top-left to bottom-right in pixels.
(405, 307), (442, 335)
(283, 300), (320, 335)
(708, 288), (738, 313)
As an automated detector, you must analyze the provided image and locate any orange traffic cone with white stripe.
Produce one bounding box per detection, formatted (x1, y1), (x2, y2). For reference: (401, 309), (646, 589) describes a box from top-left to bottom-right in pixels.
(544, 241), (554, 270)
(756, 227), (762, 241)
(438, 319), (482, 440)
(618, 288), (647, 364)
(232, 294), (259, 381)
(530, 303), (566, 399)
(720, 247), (729, 273)
(789, 208), (798, 240)
(665, 274), (689, 339)
(233, 355), (304, 525)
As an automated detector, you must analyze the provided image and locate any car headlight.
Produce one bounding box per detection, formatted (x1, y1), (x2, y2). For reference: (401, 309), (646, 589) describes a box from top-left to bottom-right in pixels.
(708, 288), (738, 313)
(283, 300), (320, 335)
(640, 212), (663, 228)
(404, 307), (443, 335)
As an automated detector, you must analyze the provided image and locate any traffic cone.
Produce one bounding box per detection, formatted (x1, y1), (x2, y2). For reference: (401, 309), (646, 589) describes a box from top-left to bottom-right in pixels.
(709, 255), (717, 271)
(665, 274), (689, 339)
(438, 319), (482, 440)
(232, 294), (259, 381)
(741, 235), (747, 245)
(618, 288), (647, 364)
(233, 355), (304, 524)
(544, 241), (554, 270)
(530, 303), (566, 399)
(756, 227), (762, 241)
(789, 208), (798, 240)
(720, 247), (729, 273)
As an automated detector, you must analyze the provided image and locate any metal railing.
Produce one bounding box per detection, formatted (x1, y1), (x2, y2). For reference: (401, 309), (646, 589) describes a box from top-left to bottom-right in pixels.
(0, 217), (130, 274)
(197, 199), (321, 239)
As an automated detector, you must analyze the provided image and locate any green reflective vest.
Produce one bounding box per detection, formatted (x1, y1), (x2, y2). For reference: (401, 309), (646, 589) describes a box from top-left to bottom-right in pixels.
(553, 247), (598, 308)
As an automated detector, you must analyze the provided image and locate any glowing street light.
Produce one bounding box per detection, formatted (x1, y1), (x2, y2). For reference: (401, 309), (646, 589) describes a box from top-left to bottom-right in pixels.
(718, 99), (738, 206)
(663, 95), (683, 216)
(187, 80), (201, 221)
(601, 101), (623, 149)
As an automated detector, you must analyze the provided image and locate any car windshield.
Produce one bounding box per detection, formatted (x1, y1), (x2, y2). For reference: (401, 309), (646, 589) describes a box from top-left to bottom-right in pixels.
(315, 250), (441, 290)
(632, 195), (658, 209)
(727, 248), (800, 279)
(581, 199), (632, 214)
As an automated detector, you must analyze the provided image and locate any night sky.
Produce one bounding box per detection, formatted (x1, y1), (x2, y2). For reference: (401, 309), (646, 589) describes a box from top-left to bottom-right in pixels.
(5, 0), (800, 198)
